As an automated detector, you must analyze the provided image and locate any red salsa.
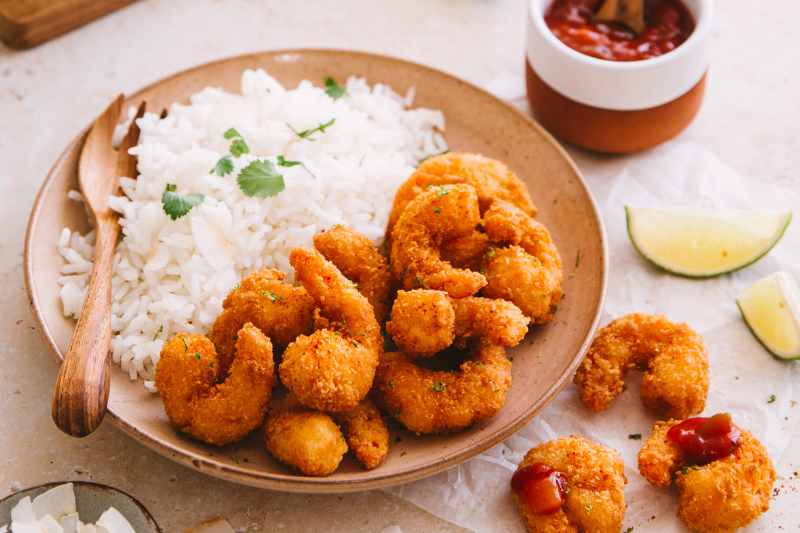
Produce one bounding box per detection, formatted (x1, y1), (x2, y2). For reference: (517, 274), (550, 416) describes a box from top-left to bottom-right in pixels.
(666, 413), (743, 465)
(544, 0), (695, 61)
(511, 463), (566, 514)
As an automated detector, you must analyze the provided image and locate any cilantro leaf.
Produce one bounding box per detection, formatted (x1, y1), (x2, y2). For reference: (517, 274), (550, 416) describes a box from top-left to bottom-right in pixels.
(287, 118), (335, 140)
(324, 77), (346, 100)
(229, 138), (249, 157)
(277, 155), (316, 178)
(212, 155), (234, 176)
(224, 128), (241, 140)
(161, 184), (205, 220)
(236, 160), (285, 198)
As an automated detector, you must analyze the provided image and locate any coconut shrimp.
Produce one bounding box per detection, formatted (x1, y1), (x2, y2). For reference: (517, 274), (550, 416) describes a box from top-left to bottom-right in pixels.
(332, 398), (389, 469)
(313, 225), (393, 322)
(573, 314), (709, 419)
(154, 323), (275, 446)
(638, 417), (775, 533)
(209, 269), (316, 374)
(279, 246), (383, 412)
(386, 289), (530, 356)
(480, 200), (563, 324)
(511, 436), (627, 533)
(373, 339), (512, 434)
(386, 152), (537, 237)
(390, 184), (487, 299)
(263, 395), (348, 477)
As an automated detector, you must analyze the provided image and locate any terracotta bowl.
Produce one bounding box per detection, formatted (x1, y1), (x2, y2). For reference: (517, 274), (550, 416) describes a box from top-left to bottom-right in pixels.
(525, 0), (713, 153)
(25, 49), (607, 492)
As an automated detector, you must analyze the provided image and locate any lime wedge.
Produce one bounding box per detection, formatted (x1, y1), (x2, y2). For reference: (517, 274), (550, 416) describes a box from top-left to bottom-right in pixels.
(737, 271), (800, 360)
(626, 207), (792, 278)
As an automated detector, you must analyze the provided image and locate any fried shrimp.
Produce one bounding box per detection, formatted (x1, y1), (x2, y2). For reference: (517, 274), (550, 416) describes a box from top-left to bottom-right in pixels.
(313, 225), (393, 322)
(439, 231), (490, 271)
(279, 246), (382, 412)
(386, 289), (529, 356)
(573, 313), (709, 419)
(373, 339), (512, 434)
(332, 398), (389, 469)
(386, 152), (537, 237)
(390, 184), (487, 298)
(208, 269), (315, 374)
(638, 417), (775, 533)
(511, 436), (627, 533)
(481, 200), (563, 323)
(154, 324), (275, 446)
(263, 396), (348, 477)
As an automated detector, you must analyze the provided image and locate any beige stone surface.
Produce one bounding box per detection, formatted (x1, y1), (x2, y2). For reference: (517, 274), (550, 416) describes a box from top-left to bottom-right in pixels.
(1, 0), (799, 532)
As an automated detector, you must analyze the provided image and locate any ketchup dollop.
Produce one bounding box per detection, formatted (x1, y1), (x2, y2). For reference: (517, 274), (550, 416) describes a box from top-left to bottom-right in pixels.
(510, 463), (567, 514)
(544, 0), (695, 61)
(666, 413), (743, 465)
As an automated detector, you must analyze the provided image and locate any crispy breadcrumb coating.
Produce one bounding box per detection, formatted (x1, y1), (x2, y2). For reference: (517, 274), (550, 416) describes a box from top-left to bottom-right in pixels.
(332, 398), (389, 469)
(638, 419), (775, 533)
(573, 314), (709, 419)
(512, 436), (627, 533)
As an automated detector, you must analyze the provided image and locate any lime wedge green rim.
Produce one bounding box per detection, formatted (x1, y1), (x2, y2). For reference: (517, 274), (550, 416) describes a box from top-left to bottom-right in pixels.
(625, 207), (793, 279)
(736, 299), (800, 361)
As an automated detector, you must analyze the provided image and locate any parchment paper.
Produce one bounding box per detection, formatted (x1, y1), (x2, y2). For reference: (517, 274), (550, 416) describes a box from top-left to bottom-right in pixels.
(384, 76), (800, 533)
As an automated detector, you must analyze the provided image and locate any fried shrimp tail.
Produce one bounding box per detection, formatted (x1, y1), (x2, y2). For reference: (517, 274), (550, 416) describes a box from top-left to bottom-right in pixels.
(373, 339), (512, 434)
(332, 398), (389, 469)
(574, 313), (709, 419)
(512, 436), (627, 533)
(390, 184), (487, 298)
(313, 225), (393, 322)
(481, 200), (563, 323)
(154, 324), (275, 445)
(387, 152), (537, 237)
(263, 396), (348, 477)
(279, 246), (382, 412)
(208, 269), (316, 374)
(386, 289), (529, 356)
(638, 418), (775, 533)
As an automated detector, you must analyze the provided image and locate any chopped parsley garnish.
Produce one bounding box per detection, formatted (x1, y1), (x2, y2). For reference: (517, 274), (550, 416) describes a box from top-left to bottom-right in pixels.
(575, 249), (581, 267)
(287, 118), (335, 140)
(431, 382), (446, 392)
(230, 456), (239, 465)
(768, 395), (776, 404)
(395, 436), (403, 444)
(162, 184), (205, 220)
(182, 336), (189, 352)
(491, 381), (500, 393)
(680, 466), (701, 474)
(224, 128), (241, 139)
(237, 160), (285, 198)
(418, 149), (450, 164)
(153, 325), (163, 341)
(400, 451), (407, 457)
(628, 434), (642, 440)
(385, 410), (402, 419)
(413, 274), (426, 289)
(193, 352), (202, 360)
(388, 380), (395, 389)
(485, 247), (496, 260)
(324, 77), (346, 100)
(211, 155), (234, 176)
(434, 207), (440, 213)
(399, 266), (409, 282)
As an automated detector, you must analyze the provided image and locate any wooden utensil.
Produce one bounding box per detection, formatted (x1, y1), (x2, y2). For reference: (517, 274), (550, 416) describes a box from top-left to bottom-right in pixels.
(596, 0), (645, 35)
(51, 96), (144, 438)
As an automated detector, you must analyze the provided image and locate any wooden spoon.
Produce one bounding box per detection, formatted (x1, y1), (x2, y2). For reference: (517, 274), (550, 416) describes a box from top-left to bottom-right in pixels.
(596, 0), (645, 35)
(51, 96), (145, 437)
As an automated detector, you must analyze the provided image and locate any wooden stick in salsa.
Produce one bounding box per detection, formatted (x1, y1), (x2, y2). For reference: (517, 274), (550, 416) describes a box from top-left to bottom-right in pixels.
(544, 0), (695, 61)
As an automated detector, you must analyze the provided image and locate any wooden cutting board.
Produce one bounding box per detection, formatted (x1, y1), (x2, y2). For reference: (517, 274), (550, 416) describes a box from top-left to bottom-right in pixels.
(0, 0), (139, 49)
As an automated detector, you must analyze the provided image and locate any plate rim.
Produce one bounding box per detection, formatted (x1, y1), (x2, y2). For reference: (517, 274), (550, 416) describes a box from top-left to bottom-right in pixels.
(24, 47), (608, 492)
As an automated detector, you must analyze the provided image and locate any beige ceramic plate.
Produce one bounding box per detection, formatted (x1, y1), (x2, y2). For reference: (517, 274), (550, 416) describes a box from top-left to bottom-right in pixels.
(25, 49), (607, 493)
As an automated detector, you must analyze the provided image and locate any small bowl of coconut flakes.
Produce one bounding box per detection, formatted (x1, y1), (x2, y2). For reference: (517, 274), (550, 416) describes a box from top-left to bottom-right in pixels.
(0, 482), (158, 533)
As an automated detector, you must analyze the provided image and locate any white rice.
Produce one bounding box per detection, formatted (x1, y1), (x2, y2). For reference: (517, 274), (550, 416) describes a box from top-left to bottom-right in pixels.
(57, 69), (447, 390)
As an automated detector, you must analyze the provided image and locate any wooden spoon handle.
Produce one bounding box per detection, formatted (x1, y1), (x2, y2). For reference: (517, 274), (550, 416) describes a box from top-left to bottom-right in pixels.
(52, 216), (120, 437)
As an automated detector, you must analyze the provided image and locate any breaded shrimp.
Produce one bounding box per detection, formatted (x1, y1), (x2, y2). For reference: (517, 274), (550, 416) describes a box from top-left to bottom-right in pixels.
(439, 231), (491, 271)
(387, 152), (537, 237)
(638, 418), (775, 533)
(573, 314), (709, 419)
(481, 200), (563, 323)
(511, 436), (627, 533)
(263, 396), (348, 477)
(332, 398), (389, 469)
(279, 246), (383, 412)
(313, 225), (393, 322)
(373, 339), (512, 434)
(154, 324), (275, 446)
(390, 184), (487, 298)
(386, 289), (529, 356)
(208, 269), (315, 374)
